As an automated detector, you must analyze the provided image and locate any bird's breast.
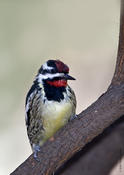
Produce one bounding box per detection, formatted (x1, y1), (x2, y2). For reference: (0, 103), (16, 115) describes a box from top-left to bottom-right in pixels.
(41, 100), (73, 141)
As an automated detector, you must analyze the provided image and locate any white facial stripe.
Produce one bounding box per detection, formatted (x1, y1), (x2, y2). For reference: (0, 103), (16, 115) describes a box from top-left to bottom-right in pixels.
(43, 62), (53, 70)
(37, 73), (64, 82)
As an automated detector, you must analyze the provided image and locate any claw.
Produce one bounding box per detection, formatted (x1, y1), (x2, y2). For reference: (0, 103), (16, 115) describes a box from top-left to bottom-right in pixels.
(69, 114), (78, 121)
(33, 144), (41, 161)
(33, 153), (40, 162)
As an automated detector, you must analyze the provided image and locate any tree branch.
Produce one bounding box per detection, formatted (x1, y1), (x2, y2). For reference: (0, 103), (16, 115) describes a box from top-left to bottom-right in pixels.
(11, 1), (124, 175)
(56, 117), (124, 175)
(11, 86), (124, 175)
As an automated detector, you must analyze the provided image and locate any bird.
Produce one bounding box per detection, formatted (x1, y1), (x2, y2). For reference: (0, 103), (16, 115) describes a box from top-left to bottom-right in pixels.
(25, 59), (77, 159)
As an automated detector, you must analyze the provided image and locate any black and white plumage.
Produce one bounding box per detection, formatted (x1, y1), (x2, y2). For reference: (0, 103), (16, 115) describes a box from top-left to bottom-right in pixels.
(25, 60), (76, 158)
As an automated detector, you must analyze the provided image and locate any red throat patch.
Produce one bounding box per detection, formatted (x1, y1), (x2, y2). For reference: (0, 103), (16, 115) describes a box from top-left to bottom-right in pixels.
(47, 80), (67, 87)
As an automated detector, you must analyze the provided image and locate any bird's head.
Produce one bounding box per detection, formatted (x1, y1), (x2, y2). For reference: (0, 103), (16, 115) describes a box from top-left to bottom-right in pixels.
(36, 59), (75, 87)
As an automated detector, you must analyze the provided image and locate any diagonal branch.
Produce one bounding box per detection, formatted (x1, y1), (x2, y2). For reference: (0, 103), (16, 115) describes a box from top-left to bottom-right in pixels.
(11, 1), (124, 175)
(57, 117), (124, 175)
(11, 86), (124, 175)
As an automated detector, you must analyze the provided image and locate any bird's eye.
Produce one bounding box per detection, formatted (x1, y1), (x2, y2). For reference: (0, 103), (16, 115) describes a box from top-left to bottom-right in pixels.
(50, 69), (56, 74)
(40, 69), (56, 74)
(41, 69), (48, 74)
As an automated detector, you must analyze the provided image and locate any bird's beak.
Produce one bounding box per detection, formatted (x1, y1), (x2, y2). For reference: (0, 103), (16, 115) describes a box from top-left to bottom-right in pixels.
(64, 74), (76, 80)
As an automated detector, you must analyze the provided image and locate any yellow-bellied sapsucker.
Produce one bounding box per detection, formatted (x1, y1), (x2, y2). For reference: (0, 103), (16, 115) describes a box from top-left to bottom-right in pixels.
(25, 60), (76, 159)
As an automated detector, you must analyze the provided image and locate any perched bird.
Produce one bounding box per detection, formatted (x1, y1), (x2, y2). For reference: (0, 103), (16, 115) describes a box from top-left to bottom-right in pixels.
(25, 59), (76, 159)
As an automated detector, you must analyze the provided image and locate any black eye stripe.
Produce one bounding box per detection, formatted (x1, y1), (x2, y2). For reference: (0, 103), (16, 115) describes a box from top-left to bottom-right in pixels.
(42, 70), (49, 74)
(38, 68), (57, 75)
(50, 69), (57, 74)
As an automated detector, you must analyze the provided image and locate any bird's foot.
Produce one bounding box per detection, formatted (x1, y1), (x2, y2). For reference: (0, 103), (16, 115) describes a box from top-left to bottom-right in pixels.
(69, 114), (78, 121)
(33, 145), (41, 161)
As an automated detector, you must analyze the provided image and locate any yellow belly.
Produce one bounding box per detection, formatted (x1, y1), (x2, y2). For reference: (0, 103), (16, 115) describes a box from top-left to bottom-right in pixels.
(41, 101), (72, 143)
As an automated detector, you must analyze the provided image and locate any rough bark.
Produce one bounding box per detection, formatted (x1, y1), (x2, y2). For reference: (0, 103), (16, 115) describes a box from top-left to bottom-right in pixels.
(56, 117), (124, 175)
(11, 1), (124, 175)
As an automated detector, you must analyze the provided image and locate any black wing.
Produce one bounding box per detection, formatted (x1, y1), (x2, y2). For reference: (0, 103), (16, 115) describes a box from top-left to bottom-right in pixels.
(25, 82), (41, 128)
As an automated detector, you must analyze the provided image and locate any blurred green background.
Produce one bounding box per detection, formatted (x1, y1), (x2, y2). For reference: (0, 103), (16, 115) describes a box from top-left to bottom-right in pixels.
(0, 0), (122, 174)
